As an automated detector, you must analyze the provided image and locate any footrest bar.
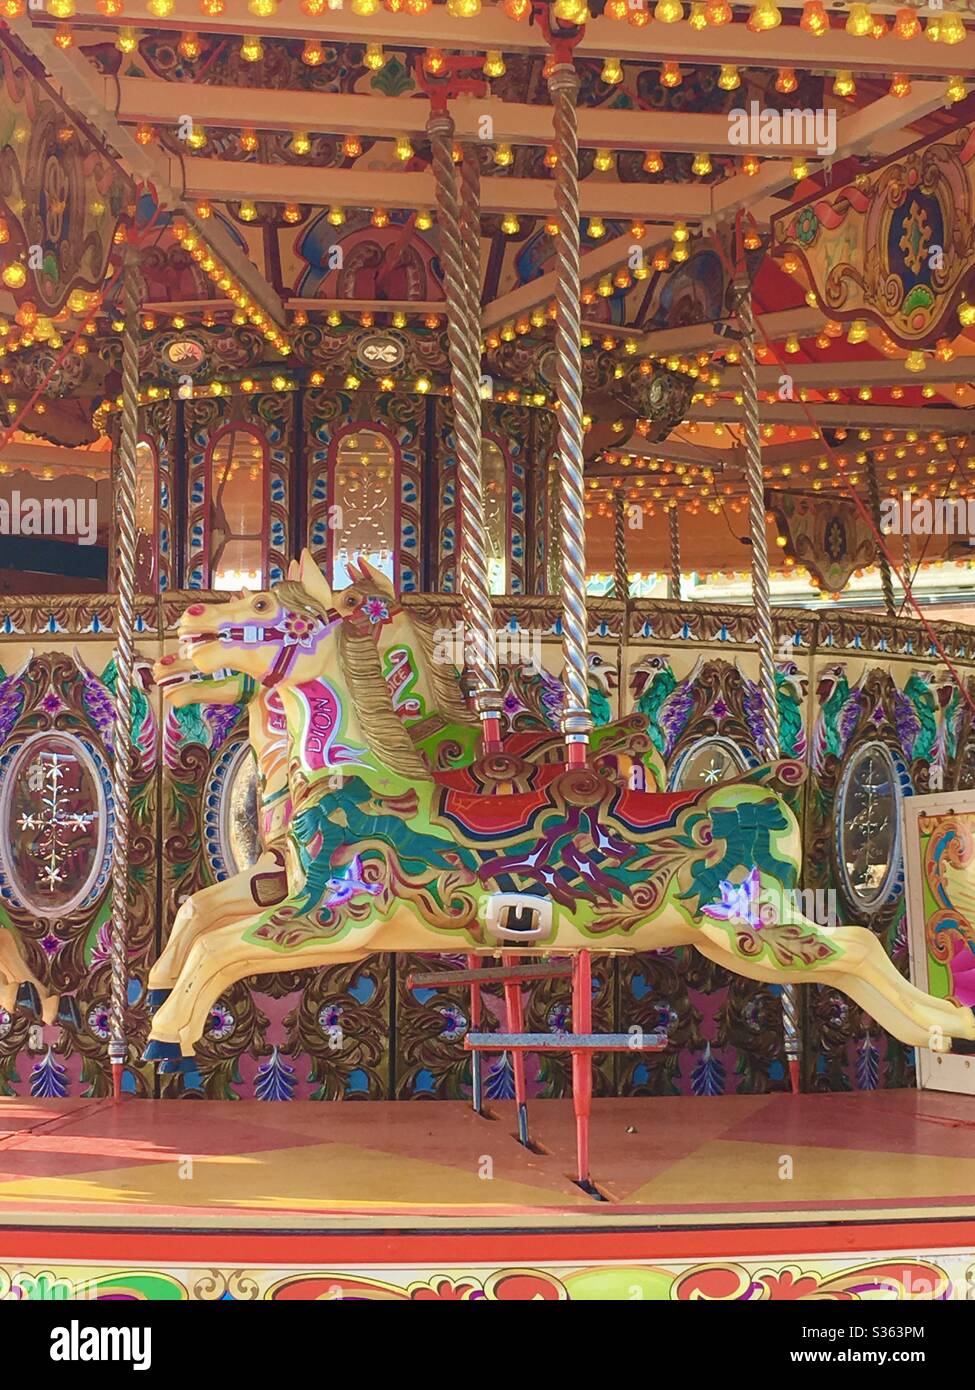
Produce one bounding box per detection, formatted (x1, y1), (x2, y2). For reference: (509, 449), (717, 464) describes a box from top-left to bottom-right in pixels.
(409, 963), (574, 988)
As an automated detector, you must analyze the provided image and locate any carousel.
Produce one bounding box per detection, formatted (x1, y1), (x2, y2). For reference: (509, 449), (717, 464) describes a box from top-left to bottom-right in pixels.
(0, 0), (973, 1305)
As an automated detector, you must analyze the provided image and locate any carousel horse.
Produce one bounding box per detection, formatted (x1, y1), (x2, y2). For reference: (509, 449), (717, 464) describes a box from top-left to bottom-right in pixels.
(145, 553), (975, 1064)
(341, 557), (668, 790)
(146, 653), (292, 1038)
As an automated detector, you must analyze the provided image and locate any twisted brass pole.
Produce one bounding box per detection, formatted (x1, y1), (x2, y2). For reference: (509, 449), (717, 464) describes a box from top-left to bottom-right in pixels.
(548, 60), (592, 765)
(427, 111), (502, 748)
(613, 488), (629, 601)
(866, 457), (896, 617)
(668, 504), (681, 600)
(109, 249), (140, 1100)
(735, 273), (800, 1095)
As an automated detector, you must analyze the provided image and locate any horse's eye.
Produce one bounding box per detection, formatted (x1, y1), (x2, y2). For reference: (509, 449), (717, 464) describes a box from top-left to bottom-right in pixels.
(254, 597), (270, 612)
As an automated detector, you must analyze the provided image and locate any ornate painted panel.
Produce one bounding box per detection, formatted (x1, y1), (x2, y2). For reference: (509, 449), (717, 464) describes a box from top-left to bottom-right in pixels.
(304, 389), (423, 593)
(183, 395), (291, 590)
(0, 645), (156, 1099)
(435, 402), (528, 596)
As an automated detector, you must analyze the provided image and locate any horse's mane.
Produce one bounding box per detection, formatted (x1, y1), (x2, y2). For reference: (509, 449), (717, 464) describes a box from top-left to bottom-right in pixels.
(275, 577), (432, 781)
(336, 623), (433, 780)
(340, 578), (478, 729)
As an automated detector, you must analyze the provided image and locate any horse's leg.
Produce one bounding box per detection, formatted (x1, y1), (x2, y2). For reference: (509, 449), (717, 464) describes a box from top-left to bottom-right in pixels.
(688, 915), (975, 1050)
(0, 929), (58, 1024)
(148, 851), (289, 1002)
(149, 917), (369, 1056)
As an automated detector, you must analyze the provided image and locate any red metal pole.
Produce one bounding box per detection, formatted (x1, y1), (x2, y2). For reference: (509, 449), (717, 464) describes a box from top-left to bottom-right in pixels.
(467, 952), (484, 1114)
(502, 952), (530, 1146)
(572, 949), (593, 1186)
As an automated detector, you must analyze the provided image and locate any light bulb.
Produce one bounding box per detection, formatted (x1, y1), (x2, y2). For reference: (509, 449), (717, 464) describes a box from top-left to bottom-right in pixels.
(892, 7), (919, 39)
(593, 148), (614, 171)
(800, 0), (828, 35)
(775, 67), (797, 94)
(660, 61), (682, 87)
(484, 49), (505, 77)
(718, 64), (739, 90)
(601, 56), (623, 85)
(946, 75), (966, 105)
(833, 71), (856, 98)
(240, 36), (264, 62)
(747, 0), (781, 32)
(692, 150), (712, 176)
(845, 3), (872, 38)
(588, 216), (606, 238)
(643, 149), (663, 173)
(292, 130), (311, 155)
(654, 0), (683, 19)
(889, 73), (911, 98)
(327, 206), (345, 225)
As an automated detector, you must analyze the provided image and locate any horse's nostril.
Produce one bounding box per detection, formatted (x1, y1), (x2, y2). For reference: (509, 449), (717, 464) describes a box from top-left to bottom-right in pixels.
(161, 655), (175, 665)
(186, 604), (206, 616)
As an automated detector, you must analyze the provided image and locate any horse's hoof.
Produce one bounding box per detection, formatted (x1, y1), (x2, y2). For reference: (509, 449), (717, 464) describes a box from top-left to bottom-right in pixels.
(15, 983), (42, 1021)
(56, 996), (83, 1032)
(146, 988), (171, 1015)
(143, 1039), (181, 1061)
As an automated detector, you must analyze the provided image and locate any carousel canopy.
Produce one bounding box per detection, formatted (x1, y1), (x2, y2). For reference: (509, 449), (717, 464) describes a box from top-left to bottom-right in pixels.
(1, 0), (975, 602)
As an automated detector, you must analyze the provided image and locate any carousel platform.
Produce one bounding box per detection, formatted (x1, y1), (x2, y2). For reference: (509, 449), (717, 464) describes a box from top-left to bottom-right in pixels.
(0, 1090), (972, 1301)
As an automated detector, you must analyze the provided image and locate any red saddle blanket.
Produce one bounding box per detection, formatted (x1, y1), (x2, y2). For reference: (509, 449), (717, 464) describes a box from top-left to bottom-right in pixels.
(434, 780), (701, 838)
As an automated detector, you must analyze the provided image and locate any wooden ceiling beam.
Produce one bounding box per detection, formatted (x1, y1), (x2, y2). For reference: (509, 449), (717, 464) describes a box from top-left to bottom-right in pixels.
(53, 6), (975, 77)
(688, 400), (968, 430)
(115, 77), (833, 154)
(180, 158), (712, 220)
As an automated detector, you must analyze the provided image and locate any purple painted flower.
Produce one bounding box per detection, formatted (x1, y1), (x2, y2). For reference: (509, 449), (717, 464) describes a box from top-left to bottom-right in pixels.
(437, 1004), (467, 1040)
(362, 598), (389, 624)
(318, 1003), (343, 1032)
(87, 1006), (110, 1040)
(41, 933), (61, 956)
(548, 1001), (571, 1034)
(41, 693), (63, 715)
(872, 704), (885, 725)
(711, 699), (728, 720)
(207, 1005), (235, 1040)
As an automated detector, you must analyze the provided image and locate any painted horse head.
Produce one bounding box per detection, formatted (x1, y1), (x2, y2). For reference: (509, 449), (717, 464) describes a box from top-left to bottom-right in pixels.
(178, 550), (343, 687)
(179, 551), (431, 782)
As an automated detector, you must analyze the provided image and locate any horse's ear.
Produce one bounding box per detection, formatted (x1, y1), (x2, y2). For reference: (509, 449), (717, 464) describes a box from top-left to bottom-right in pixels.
(356, 555), (395, 598)
(287, 559), (301, 581)
(298, 548), (334, 609)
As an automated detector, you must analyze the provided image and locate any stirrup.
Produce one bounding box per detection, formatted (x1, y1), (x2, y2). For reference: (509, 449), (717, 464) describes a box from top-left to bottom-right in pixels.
(481, 892), (553, 943)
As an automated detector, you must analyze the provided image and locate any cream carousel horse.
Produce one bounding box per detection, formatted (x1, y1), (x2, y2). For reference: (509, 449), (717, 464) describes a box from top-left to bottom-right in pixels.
(144, 553), (975, 1065)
